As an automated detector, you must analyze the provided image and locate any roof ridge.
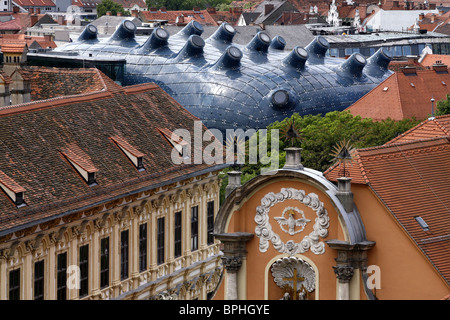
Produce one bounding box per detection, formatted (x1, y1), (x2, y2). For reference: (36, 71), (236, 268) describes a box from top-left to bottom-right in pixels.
(359, 135), (450, 155)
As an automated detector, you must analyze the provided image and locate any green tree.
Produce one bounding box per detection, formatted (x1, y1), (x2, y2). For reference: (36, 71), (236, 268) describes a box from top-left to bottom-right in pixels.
(97, 0), (126, 17)
(220, 111), (421, 203)
(436, 94), (450, 116)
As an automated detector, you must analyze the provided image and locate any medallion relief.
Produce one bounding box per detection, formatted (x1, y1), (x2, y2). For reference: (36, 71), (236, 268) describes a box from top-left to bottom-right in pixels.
(255, 188), (330, 255)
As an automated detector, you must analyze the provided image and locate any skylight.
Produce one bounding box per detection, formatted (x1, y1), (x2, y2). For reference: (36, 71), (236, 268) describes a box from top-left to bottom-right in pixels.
(415, 216), (429, 231)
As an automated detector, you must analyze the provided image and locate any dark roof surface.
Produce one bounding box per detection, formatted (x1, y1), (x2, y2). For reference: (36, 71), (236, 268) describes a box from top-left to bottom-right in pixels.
(0, 72), (221, 234)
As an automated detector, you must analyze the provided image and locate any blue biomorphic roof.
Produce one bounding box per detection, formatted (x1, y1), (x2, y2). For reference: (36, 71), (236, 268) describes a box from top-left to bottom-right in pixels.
(54, 20), (394, 136)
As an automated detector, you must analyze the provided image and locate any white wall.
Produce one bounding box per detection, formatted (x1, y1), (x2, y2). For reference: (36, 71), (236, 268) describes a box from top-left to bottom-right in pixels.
(365, 9), (439, 32)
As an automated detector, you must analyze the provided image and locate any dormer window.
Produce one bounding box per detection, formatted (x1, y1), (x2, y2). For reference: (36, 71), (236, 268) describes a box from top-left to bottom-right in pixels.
(158, 128), (190, 158)
(0, 169), (26, 207)
(111, 136), (145, 171)
(61, 144), (98, 186)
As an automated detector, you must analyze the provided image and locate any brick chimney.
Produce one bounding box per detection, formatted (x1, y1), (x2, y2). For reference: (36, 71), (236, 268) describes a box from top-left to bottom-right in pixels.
(35, 8), (40, 14)
(419, 12), (424, 20)
(30, 14), (39, 26)
(117, 12), (122, 16)
(430, 14), (436, 23)
(206, 7), (216, 14)
(160, 7), (167, 13)
(264, 4), (274, 15)
(131, 10), (139, 17)
(193, 6), (200, 12)
(106, 11), (112, 16)
(13, 6), (19, 13)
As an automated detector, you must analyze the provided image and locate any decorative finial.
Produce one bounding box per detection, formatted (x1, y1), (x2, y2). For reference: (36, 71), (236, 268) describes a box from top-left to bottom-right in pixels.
(281, 118), (302, 147)
(330, 139), (355, 177)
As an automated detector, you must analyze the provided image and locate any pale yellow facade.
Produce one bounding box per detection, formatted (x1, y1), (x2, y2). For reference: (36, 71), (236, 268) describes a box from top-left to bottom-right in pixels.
(0, 171), (223, 300)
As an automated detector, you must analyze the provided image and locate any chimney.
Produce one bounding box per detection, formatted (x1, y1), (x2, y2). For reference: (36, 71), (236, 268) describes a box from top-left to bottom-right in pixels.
(206, 7), (216, 14)
(419, 12), (424, 20)
(131, 10), (139, 18)
(160, 7), (167, 13)
(283, 147), (304, 170)
(430, 14), (436, 23)
(193, 6), (200, 13)
(44, 34), (52, 41)
(264, 4), (274, 16)
(150, 7), (157, 12)
(13, 6), (19, 13)
(336, 177), (354, 213)
(401, 66), (417, 75)
(30, 14), (38, 26)
(117, 12), (123, 16)
(432, 63), (448, 73)
(35, 8), (40, 14)
(225, 170), (241, 198)
(106, 11), (112, 16)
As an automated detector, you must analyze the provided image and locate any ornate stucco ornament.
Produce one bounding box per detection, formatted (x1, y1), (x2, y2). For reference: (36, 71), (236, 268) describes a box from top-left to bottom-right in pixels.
(255, 188), (330, 255)
(274, 206), (311, 236)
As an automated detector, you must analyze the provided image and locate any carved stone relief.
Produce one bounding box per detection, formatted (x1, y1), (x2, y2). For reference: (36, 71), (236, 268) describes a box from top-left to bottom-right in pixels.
(255, 188), (330, 255)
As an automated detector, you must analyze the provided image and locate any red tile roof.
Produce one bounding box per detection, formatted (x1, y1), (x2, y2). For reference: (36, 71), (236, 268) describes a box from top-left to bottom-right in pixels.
(0, 72), (222, 234)
(140, 9), (218, 26)
(420, 54), (450, 68)
(20, 67), (105, 101)
(346, 67), (450, 121)
(325, 136), (450, 285)
(386, 115), (450, 145)
(14, 0), (55, 6)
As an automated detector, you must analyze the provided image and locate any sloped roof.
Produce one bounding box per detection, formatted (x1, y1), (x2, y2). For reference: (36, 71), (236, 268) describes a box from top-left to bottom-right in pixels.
(139, 9), (218, 26)
(14, 0), (55, 6)
(19, 67), (106, 101)
(111, 0), (146, 9)
(346, 67), (450, 121)
(420, 54), (450, 68)
(0, 72), (223, 235)
(324, 136), (450, 285)
(386, 114), (450, 144)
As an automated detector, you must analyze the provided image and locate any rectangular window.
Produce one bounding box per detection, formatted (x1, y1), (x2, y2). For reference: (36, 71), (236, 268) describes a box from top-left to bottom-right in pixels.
(79, 244), (89, 298)
(57, 252), (67, 300)
(9, 268), (20, 300)
(34, 260), (44, 300)
(100, 237), (109, 288)
(120, 230), (129, 280)
(157, 217), (165, 264)
(139, 224), (147, 272)
(191, 206), (199, 251)
(174, 211), (182, 258)
(207, 201), (214, 245)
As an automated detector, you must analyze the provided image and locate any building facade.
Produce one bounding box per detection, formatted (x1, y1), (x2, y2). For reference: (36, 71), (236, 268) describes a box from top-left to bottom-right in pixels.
(0, 74), (226, 300)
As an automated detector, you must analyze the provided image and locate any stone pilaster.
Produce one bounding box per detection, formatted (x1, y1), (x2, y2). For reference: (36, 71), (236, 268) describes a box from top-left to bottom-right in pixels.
(214, 232), (253, 300)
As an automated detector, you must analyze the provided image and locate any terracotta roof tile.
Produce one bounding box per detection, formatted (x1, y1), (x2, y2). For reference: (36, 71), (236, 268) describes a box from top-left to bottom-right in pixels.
(325, 136), (450, 285)
(0, 78), (221, 235)
(347, 68), (450, 121)
(140, 9), (218, 26)
(386, 114), (450, 144)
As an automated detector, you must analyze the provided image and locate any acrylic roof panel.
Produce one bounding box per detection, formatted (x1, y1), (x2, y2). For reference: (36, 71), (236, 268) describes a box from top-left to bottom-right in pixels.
(51, 21), (394, 137)
(0, 75), (220, 234)
(325, 136), (450, 285)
